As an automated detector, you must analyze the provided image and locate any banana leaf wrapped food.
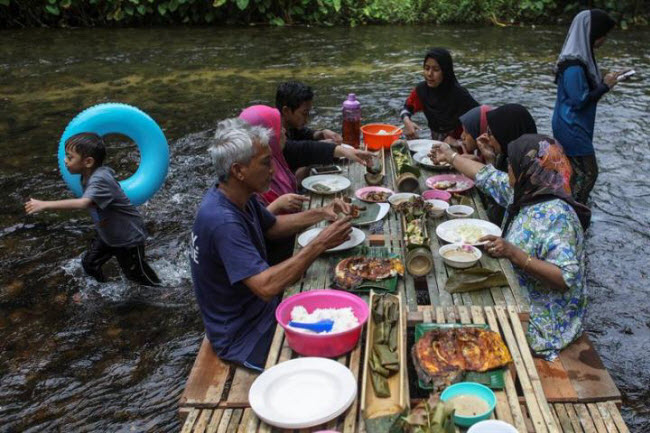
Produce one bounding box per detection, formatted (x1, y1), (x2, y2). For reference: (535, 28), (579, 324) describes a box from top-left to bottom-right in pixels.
(368, 294), (401, 398)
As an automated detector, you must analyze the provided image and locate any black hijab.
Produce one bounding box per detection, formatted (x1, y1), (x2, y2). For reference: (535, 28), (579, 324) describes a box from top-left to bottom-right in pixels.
(486, 104), (537, 158)
(415, 48), (479, 134)
(503, 134), (591, 236)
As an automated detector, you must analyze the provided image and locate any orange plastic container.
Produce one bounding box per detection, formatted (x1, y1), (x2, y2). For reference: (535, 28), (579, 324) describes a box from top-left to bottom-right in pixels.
(361, 123), (402, 150)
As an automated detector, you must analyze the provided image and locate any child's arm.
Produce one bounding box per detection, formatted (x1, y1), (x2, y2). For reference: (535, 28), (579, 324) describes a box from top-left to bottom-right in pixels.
(25, 197), (93, 214)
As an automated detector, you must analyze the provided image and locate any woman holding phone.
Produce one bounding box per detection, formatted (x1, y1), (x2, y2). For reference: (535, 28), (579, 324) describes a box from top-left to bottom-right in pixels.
(552, 9), (627, 204)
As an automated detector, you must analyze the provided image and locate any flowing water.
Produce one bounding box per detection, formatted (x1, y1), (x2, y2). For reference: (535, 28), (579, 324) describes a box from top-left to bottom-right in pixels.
(0, 25), (648, 432)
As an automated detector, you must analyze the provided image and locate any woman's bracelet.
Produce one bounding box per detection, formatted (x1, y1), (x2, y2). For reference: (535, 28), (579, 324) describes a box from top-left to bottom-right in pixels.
(451, 152), (459, 163)
(522, 254), (533, 272)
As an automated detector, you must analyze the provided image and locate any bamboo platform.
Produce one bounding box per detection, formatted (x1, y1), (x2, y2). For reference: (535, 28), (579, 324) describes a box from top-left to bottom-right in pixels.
(179, 150), (628, 432)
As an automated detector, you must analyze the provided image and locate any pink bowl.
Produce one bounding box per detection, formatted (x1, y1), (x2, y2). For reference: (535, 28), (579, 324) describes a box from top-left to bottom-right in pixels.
(422, 189), (452, 202)
(275, 289), (369, 358)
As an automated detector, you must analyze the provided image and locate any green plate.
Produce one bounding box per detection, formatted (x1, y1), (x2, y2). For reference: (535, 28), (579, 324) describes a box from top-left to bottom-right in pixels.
(330, 246), (401, 293)
(414, 323), (506, 390)
(350, 198), (382, 226)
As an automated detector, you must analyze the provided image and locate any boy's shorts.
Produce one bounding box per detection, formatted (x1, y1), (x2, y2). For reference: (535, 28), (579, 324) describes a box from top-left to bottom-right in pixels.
(82, 237), (161, 286)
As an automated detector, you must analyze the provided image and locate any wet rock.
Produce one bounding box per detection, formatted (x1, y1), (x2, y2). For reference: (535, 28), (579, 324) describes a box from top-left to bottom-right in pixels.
(621, 326), (633, 335)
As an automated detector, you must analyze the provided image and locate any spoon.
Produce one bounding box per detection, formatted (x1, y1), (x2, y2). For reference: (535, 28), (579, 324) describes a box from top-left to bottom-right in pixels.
(288, 319), (334, 333)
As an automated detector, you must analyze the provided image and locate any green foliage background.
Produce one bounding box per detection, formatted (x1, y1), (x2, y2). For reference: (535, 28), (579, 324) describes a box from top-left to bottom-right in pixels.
(0, 0), (648, 28)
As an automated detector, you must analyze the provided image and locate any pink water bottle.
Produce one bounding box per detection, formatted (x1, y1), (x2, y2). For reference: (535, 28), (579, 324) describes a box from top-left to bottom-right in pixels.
(342, 93), (361, 148)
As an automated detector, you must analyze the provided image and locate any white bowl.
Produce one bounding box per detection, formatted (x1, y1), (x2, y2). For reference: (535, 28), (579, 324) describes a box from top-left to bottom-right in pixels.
(467, 420), (518, 433)
(388, 192), (419, 207)
(446, 204), (474, 219)
(439, 243), (482, 269)
(425, 199), (449, 218)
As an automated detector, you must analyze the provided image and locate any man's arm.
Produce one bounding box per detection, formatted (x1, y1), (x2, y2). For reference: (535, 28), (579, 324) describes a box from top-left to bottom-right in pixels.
(265, 199), (351, 240)
(25, 198), (92, 214)
(244, 218), (352, 301)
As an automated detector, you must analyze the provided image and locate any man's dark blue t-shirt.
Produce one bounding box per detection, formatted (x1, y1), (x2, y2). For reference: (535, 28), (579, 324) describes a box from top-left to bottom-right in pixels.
(190, 186), (278, 367)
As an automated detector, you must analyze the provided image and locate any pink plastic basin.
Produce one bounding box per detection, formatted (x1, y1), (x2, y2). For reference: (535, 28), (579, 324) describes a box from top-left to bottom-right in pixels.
(275, 289), (369, 358)
(422, 189), (452, 202)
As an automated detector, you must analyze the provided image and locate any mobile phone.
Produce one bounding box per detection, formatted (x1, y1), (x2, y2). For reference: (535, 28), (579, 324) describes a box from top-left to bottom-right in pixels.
(617, 70), (635, 81)
(310, 165), (342, 175)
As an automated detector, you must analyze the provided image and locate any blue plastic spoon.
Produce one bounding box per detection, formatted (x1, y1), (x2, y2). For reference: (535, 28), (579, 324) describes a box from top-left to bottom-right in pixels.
(288, 319), (334, 333)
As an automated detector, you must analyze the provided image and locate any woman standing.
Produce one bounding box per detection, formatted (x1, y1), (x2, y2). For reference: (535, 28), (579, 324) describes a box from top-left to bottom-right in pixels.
(431, 135), (591, 360)
(401, 48), (478, 141)
(552, 9), (619, 204)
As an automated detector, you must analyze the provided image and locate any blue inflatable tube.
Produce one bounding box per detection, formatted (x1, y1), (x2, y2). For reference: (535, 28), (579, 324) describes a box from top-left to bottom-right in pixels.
(58, 103), (169, 206)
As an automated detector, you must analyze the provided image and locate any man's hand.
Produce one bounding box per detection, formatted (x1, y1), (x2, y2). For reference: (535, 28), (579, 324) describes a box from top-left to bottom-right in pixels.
(335, 146), (374, 166)
(317, 129), (343, 145)
(476, 133), (497, 166)
(272, 193), (309, 213)
(313, 216), (353, 250)
(321, 198), (351, 221)
(403, 117), (421, 139)
(429, 142), (455, 165)
(25, 198), (48, 214)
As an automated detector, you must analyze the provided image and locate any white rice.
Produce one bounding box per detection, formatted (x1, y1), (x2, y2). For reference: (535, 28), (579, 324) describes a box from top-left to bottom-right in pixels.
(288, 305), (359, 334)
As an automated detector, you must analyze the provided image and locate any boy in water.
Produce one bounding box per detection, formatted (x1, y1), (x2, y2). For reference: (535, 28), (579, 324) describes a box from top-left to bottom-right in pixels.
(25, 133), (160, 286)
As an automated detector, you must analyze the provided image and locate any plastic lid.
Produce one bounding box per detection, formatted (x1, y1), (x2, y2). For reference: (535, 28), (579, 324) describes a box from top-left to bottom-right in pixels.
(343, 93), (360, 109)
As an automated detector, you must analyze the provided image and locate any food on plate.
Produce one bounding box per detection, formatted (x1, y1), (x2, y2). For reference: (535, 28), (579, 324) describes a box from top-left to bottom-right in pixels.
(368, 294), (400, 397)
(289, 305), (359, 334)
(432, 180), (457, 190)
(349, 204), (367, 218)
(312, 182), (333, 192)
(412, 327), (512, 390)
(452, 224), (485, 244)
(395, 196), (433, 221)
(334, 257), (404, 289)
(442, 245), (478, 262)
(364, 190), (393, 202)
(446, 394), (490, 417)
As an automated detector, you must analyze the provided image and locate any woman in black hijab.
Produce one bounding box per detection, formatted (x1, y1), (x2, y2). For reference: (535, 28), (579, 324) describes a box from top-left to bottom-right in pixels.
(401, 48), (479, 141)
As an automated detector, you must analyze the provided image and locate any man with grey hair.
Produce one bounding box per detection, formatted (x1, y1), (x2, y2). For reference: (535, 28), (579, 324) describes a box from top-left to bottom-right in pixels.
(190, 118), (352, 371)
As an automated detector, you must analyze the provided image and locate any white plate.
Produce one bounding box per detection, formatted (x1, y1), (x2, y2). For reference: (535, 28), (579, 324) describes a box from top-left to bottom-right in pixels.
(353, 203), (390, 226)
(249, 357), (357, 429)
(413, 151), (452, 170)
(436, 218), (502, 246)
(298, 226), (365, 252)
(407, 139), (445, 154)
(301, 175), (351, 195)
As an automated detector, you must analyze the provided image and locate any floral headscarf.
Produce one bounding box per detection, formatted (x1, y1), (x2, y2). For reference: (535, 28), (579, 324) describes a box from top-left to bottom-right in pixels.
(504, 134), (591, 235)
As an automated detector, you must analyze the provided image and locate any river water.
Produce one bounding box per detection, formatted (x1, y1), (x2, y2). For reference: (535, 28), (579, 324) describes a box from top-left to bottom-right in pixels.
(0, 25), (648, 432)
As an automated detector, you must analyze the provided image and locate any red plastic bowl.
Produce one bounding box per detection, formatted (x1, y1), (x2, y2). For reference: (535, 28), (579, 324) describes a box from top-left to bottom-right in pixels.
(361, 123), (402, 150)
(422, 189), (452, 202)
(275, 289), (369, 358)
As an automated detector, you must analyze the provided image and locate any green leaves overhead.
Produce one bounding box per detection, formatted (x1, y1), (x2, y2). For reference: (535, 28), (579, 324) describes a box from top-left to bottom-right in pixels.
(3, 1), (649, 27)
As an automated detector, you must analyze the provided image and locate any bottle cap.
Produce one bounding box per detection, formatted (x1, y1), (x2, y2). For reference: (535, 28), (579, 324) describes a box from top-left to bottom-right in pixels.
(343, 93), (360, 110)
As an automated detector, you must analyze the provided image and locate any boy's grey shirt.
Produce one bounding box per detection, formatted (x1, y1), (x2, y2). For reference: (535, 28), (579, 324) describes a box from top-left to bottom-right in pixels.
(82, 166), (147, 247)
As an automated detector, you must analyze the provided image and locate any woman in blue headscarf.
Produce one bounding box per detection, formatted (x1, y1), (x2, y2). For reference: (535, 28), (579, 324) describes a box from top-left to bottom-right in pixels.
(552, 9), (622, 205)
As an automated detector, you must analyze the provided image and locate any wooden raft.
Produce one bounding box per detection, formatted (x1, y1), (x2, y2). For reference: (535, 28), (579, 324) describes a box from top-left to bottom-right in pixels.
(551, 402), (630, 433)
(411, 305), (560, 433)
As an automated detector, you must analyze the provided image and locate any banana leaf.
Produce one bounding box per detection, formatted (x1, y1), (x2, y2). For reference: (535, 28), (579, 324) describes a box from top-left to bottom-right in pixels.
(445, 268), (508, 293)
(370, 371), (391, 398)
(370, 349), (391, 377)
(351, 198), (382, 225)
(374, 344), (398, 366)
(388, 324), (398, 352)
